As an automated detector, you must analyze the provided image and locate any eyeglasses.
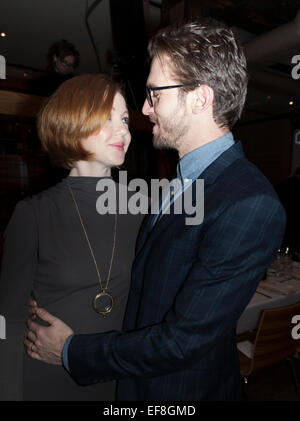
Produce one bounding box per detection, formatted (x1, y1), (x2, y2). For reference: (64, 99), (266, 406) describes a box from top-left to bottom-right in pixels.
(146, 83), (201, 107)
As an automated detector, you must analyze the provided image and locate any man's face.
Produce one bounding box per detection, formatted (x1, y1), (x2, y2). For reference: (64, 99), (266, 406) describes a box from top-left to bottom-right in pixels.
(54, 55), (75, 75)
(142, 55), (189, 152)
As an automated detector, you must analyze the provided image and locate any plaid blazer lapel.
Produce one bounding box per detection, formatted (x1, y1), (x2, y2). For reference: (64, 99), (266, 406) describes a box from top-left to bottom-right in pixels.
(135, 141), (245, 263)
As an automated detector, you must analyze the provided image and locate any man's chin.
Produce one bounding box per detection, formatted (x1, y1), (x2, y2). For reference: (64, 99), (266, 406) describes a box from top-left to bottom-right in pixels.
(153, 135), (174, 151)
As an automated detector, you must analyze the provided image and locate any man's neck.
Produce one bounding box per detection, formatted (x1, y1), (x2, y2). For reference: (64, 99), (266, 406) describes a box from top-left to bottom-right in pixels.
(178, 126), (229, 159)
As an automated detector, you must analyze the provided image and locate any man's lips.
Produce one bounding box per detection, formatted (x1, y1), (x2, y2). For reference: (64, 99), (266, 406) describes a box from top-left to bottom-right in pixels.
(150, 119), (158, 131)
(151, 121), (159, 133)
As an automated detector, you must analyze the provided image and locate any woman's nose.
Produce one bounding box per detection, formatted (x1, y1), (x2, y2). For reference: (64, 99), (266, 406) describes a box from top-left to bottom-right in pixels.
(116, 121), (129, 134)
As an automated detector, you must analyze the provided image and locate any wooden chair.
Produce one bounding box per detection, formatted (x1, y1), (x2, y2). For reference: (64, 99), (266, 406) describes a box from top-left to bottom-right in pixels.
(237, 301), (300, 399)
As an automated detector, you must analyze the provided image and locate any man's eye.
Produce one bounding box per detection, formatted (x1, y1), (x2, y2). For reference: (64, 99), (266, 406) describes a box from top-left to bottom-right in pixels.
(122, 116), (129, 125)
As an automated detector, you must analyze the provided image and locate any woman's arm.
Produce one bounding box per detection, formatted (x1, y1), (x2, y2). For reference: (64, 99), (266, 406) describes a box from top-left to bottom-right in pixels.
(0, 200), (38, 401)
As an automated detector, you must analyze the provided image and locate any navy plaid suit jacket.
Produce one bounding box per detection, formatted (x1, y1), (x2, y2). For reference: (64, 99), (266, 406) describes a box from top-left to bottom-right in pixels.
(68, 141), (286, 400)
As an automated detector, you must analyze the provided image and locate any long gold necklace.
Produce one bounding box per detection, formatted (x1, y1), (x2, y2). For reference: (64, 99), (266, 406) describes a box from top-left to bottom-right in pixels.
(67, 179), (117, 317)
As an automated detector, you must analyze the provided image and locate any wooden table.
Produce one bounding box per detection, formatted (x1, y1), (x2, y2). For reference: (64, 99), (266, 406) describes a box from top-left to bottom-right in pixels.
(237, 262), (300, 335)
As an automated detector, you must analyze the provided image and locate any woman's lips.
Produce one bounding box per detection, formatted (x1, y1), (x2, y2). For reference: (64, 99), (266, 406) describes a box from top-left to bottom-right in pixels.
(110, 142), (125, 151)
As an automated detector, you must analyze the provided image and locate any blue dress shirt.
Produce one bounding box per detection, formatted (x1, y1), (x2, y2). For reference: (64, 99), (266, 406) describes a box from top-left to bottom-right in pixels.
(151, 131), (235, 227)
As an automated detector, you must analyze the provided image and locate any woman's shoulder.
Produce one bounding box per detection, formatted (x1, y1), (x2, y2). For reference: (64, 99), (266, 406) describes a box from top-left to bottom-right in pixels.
(18, 179), (69, 214)
(3, 182), (66, 235)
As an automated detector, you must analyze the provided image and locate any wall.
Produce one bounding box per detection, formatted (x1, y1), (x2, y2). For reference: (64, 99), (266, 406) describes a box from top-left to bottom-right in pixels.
(233, 117), (293, 185)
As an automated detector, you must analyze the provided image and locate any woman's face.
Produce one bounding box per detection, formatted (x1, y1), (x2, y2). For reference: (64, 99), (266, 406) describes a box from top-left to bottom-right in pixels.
(83, 92), (131, 169)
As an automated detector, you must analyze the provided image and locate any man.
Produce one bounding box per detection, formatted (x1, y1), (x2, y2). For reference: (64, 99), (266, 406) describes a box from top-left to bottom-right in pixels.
(33, 39), (80, 96)
(25, 19), (286, 400)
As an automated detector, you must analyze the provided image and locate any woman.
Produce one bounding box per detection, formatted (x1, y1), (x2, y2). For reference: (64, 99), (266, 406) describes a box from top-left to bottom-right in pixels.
(0, 74), (144, 400)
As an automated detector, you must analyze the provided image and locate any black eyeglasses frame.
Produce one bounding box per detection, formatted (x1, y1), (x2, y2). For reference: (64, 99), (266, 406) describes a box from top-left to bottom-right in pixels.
(146, 83), (201, 107)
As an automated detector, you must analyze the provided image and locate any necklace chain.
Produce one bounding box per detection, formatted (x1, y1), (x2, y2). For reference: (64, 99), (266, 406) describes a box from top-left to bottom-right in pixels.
(67, 179), (117, 293)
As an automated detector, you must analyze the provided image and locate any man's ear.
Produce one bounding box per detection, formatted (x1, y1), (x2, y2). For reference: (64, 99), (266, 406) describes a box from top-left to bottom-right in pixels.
(191, 85), (214, 114)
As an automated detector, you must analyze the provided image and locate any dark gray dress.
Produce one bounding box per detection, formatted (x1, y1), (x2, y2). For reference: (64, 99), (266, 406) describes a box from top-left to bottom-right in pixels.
(0, 176), (144, 401)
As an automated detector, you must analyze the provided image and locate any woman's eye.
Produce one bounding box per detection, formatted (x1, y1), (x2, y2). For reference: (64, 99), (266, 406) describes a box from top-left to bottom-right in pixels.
(122, 116), (129, 125)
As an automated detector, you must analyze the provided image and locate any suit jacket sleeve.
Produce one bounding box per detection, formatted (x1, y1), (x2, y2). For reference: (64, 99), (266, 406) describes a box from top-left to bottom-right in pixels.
(67, 193), (286, 386)
(0, 201), (38, 400)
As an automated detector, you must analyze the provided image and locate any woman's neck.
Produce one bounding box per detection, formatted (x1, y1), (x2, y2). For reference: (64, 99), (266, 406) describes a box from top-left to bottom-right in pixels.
(69, 161), (111, 177)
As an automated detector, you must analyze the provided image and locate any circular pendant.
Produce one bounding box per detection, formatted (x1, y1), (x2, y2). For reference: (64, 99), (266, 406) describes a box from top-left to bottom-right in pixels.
(93, 291), (114, 316)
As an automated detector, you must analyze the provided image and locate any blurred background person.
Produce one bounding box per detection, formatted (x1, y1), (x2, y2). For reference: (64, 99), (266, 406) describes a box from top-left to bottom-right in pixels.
(32, 39), (80, 96)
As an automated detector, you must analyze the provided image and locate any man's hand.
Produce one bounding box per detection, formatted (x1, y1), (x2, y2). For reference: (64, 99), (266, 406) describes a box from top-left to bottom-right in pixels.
(28, 297), (38, 322)
(24, 307), (74, 366)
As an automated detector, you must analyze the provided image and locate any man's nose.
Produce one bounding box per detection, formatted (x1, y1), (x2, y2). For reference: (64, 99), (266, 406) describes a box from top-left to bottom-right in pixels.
(142, 98), (152, 116)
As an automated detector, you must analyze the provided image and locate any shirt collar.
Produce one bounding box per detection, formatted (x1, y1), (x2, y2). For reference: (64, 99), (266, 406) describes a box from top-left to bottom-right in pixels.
(177, 132), (235, 182)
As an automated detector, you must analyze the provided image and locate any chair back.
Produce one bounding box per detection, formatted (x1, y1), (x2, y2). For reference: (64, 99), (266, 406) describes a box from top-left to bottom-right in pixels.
(251, 301), (300, 373)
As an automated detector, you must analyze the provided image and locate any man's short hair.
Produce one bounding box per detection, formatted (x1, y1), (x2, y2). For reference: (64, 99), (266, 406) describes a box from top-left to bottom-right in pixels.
(148, 19), (248, 129)
(37, 74), (121, 169)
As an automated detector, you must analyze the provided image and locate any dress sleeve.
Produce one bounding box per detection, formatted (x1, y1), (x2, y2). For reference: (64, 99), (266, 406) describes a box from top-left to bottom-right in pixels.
(0, 200), (38, 400)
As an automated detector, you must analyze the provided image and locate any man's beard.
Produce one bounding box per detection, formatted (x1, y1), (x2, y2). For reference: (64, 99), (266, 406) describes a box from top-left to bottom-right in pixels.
(152, 112), (188, 151)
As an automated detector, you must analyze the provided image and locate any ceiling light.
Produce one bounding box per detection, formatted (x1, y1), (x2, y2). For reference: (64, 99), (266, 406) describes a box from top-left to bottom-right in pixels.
(289, 101), (294, 105)
(1, 32), (6, 37)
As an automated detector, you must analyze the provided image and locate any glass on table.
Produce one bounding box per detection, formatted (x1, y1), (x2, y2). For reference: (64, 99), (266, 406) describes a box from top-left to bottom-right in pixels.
(281, 246), (293, 281)
(268, 248), (283, 276)
(267, 247), (292, 281)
